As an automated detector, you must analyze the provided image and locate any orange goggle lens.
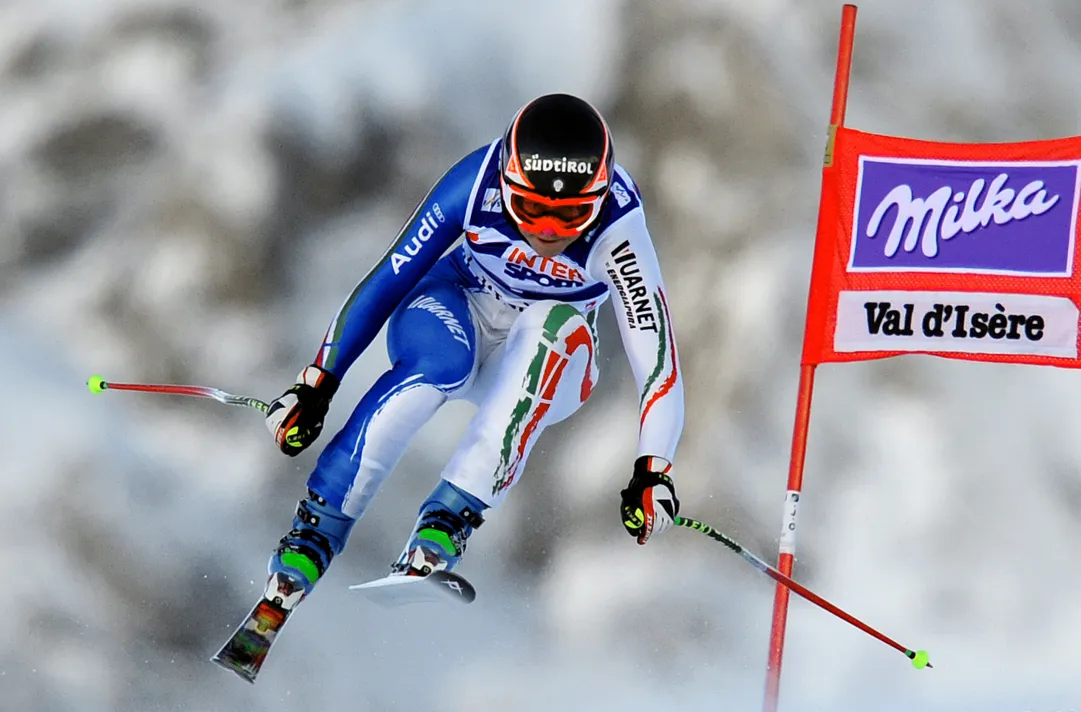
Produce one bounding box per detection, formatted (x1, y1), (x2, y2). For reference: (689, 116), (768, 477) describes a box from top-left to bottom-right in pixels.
(513, 195), (592, 224)
(502, 183), (604, 237)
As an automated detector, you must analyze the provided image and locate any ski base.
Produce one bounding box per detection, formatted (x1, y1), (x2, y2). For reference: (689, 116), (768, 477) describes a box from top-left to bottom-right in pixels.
(212, 573), (305, 684)
(349, 570), (476, 607)
(211, 598), (292, 684)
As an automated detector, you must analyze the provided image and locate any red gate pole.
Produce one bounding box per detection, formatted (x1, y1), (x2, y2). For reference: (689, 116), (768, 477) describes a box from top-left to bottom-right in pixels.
(761, 6), (858, 712)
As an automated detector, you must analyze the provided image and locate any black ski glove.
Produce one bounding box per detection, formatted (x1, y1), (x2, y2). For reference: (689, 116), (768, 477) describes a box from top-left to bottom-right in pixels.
(265, 365), (340, 456)
(620, 456), (679, 545)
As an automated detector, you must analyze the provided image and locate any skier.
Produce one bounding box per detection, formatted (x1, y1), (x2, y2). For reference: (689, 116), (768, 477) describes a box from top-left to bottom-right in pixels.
(214, 93), (685, 681)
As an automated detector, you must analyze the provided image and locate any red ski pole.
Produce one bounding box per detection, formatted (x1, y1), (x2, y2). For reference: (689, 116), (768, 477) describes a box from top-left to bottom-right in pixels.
(87, 374), (270, 414)
(676, 516), (932, 670)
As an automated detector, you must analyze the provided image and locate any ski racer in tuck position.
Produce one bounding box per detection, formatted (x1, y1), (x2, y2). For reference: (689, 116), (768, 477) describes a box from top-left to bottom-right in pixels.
(216, 93), (685, 679)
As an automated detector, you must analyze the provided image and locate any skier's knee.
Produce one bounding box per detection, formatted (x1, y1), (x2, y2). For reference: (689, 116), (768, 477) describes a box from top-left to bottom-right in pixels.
(515, 302), (592, 344)
(515, 301), (597, 406)
(520, 301), (595, 362)
(410, 354), (473, 392)
(379, 349), (469, 393)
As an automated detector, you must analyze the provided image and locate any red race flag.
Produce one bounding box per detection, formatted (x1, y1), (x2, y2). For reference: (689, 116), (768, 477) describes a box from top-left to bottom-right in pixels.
(803, 128), (1081, 367)
(763, 9), (1081, 712)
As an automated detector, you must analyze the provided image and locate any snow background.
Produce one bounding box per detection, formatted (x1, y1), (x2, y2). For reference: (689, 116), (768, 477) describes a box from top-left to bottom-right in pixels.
(2, 0), (1080, 710)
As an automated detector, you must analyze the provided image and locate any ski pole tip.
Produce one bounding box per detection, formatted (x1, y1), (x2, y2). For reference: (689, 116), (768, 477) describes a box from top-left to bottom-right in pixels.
(908, 649), (931, 669)
(87, 374), (108, 394)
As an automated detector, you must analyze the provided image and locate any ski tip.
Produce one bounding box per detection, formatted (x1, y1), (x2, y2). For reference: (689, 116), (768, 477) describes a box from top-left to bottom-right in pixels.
(349, 570), (477, 606)
(429, 570), (477, 604)
(211, 654), (258, 685)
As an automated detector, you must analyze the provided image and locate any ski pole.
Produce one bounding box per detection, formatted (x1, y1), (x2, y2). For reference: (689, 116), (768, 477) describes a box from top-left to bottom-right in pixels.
(86, 374), (270, 414)
(675, 516), (932, 670)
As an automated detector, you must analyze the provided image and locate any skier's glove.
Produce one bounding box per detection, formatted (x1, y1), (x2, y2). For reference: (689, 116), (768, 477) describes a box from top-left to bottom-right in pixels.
(265, 365), (339, 456)
(620, 456), (679, 545)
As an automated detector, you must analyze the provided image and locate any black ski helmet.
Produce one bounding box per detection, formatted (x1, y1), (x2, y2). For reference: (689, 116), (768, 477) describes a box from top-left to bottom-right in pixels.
(499, 94), (615, 238)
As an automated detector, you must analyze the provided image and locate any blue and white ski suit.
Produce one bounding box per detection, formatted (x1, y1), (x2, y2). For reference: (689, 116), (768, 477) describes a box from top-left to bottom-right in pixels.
(302, 138), (684, 525)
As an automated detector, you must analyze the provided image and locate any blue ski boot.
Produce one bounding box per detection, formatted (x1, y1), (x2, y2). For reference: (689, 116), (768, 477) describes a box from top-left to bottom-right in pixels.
(393, 480), (487, 576)
(268, 488), (355, 598)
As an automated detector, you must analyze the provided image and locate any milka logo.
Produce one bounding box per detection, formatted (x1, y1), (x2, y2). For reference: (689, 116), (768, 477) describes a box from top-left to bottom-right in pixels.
(851, 158), (1080, 275)
(391, 210), (441, 274)
(867, 173), (1060, 258)
(522, 155), (593, 174)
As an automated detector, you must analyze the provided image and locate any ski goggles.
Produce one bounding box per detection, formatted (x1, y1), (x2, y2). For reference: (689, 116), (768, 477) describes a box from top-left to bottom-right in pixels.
(500, 179), (606, 238)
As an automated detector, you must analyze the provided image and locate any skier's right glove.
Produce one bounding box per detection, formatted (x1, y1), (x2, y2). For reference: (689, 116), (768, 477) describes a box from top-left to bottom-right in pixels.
(265, 365), (339, 456)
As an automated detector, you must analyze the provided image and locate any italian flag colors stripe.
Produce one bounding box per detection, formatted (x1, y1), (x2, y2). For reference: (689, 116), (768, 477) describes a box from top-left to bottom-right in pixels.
(315, 174), (450, 371)
(640, 289), (678, 431)
(492, 306), (595, 496)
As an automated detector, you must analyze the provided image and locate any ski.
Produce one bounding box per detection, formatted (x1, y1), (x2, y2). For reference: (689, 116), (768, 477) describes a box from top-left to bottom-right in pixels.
(211, 573), (305, 684)
(349, 569), (476, 607)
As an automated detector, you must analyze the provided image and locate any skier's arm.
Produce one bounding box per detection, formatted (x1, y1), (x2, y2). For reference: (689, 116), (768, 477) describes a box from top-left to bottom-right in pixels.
(264, 145), (490, 456)
(588, 207), (684, 544)
(588, 209), (685, 462)
(313, 145), (490, 380)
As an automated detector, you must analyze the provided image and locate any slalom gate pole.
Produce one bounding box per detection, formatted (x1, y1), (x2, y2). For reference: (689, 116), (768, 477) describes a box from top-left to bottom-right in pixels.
(763, 5), (859, 711)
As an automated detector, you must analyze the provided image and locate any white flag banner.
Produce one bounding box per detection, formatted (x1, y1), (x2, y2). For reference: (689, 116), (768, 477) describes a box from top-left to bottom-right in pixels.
(834, 290), (1079, 358)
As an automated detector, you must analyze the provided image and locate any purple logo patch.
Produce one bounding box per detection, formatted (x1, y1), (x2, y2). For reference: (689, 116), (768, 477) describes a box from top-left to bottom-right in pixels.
(849, 157), (1081, 275)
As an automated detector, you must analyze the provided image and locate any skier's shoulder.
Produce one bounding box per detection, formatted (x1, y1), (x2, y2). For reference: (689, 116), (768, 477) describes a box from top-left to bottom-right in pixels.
(591, 164), (649, 238)
(434, 140), (501, 214)
(594, 162), (646, 231)
(581, 165), (662, 279)
(449, 140), (501, 183)
(446, 138), (507, 226)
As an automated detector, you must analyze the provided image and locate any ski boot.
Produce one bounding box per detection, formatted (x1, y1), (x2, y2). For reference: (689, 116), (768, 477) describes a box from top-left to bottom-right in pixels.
(392, 480), (487, 577)
(213, 489), (354, 683)
(267, 489), (354, 594)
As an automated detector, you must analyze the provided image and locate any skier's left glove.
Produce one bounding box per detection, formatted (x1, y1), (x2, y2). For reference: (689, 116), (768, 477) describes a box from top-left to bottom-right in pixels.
(620, 456), (679, 545)
(265, 365), (339, 456)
